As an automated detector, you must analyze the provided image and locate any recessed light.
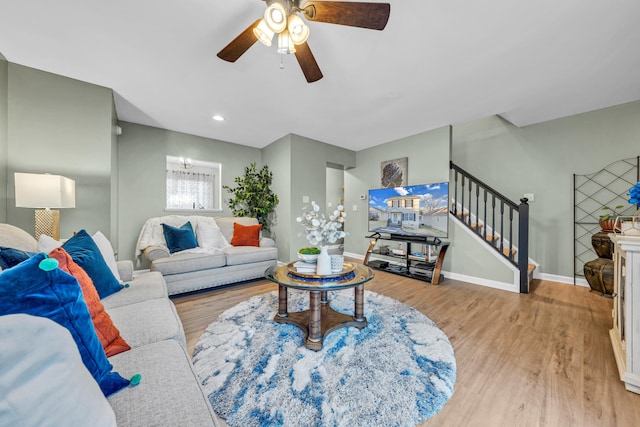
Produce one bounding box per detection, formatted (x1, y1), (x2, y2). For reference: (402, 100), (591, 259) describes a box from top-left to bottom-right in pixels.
(212, 115), (225, 121)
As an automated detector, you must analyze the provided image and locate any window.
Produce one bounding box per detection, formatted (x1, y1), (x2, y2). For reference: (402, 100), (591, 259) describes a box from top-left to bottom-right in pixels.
(405, 199), (413, 208)
(165, 156), (222, 212)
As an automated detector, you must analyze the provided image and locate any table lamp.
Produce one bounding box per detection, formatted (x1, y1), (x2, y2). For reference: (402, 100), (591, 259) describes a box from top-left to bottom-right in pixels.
(14, 172), (76, 240)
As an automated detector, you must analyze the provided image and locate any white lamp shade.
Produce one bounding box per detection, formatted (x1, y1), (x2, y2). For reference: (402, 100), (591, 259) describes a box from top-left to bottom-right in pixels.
(277, 31), (296, 54)
(253, 19), (275, 46)
(15, 173), (76, 209)
(264, 3), (287, 33)
(288, 14), (309, 45)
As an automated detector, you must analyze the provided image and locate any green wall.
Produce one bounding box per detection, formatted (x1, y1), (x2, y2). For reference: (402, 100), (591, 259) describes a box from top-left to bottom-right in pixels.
(0, 55), (7, 223)
(262, 134), (292, 262)
(116, 121), (263, 264)
(451, 101), (640, 279)
(6, 63), (114, 239)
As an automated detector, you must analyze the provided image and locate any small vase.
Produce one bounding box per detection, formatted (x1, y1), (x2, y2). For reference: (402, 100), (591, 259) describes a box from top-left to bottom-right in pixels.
(316, 245), (332, 276)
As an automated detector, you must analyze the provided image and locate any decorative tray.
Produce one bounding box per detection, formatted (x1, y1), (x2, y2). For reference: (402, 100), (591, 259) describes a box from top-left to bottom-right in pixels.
(287, 261), (356, 279)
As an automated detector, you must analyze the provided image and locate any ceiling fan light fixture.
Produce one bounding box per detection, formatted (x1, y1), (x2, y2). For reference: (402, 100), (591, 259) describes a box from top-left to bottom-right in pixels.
(277, 31), (296, 54)
(288, 14), (309, 45)
(253, 19), (274, 46)
(264, 3), (287, 33)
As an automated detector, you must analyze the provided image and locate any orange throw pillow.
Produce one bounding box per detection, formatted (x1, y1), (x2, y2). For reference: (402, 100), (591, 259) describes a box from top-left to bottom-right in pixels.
(230, 223), (262, 247)
(49, 248), (131, 357)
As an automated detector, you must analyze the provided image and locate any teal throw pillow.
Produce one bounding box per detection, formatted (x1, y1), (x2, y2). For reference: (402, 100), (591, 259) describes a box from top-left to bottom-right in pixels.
(0, 246), (36, 270)
(0, 253), (130, 397)
(62, 229), (123, 299)
(162, 221), (198, 254)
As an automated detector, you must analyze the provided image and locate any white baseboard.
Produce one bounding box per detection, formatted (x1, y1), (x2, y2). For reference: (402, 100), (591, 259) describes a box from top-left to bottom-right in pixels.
(441, 271), (519, 293)
(536, 272), (589, 287)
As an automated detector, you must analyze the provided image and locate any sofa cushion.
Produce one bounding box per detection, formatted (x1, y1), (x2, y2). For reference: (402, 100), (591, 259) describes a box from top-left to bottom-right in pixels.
(107, 298), (186, 348)
(162, 259), (277, 296)
(49, 247), (130, 357)
(223, 245), (278, 266)
(230, 222), (262, 247)
(0, 223), (37, 252)
(63, 229), (123, 299)
(101, 271), (168, 310)
(108, 339), (221, 427)
(0, 246), (35, 270)
(151, 249), (226, 275)
(92, 231), (122, 282)
(196, 224), (229, 249)
(215, 216), (259, 244)
(0, 314), (117, 427)
(0, 253), (130, 397)
(162, 221), (198, 254)
(37, 233), (63, 253)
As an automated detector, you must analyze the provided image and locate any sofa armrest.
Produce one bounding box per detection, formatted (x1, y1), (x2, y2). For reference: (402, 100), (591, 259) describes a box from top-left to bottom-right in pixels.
(260, 237), (275, 248)
(116, 260), (134, 282)
(143, 245), (170, 262)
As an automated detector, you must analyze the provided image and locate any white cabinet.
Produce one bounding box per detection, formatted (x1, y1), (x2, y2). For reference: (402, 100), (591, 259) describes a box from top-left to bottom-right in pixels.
(610, 234), (640, 394)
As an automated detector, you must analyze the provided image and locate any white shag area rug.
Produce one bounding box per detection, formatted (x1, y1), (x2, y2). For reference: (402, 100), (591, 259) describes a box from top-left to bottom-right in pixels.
(193, 289), (456, 427)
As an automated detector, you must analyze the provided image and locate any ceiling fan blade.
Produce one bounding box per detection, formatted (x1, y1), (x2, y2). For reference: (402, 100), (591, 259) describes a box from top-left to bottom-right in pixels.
(302, 1), (390, 30)
(217, 19), (261, 62)
(294, 42), (323, 83)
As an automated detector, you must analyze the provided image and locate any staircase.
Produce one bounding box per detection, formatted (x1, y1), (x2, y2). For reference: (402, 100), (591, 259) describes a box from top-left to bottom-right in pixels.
(450, 161), (533, 293)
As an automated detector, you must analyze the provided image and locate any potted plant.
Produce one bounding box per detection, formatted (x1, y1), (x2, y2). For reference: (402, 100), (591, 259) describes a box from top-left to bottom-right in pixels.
(223, 163), (279, 233)
(600, 205), (625, 232)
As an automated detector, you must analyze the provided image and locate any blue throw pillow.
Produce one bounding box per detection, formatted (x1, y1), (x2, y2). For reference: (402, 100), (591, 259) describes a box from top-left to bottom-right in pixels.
(62, 230), (123, 299)
(0, 246), (36, 270)
(162, 221), (198, 254)
(0, 253), (130, 397)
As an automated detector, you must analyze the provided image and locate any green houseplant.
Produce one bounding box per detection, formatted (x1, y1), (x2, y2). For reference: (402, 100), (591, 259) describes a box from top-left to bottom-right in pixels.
(223, 163), (279, 232)
(600, 205), (625, 232)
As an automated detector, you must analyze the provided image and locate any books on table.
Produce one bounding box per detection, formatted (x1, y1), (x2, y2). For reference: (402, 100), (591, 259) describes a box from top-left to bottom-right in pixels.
(293, 261), (316, 274)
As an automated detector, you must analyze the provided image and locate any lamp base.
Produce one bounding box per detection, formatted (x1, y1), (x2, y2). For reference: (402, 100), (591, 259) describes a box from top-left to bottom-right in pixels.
(35, 209), (60, 240)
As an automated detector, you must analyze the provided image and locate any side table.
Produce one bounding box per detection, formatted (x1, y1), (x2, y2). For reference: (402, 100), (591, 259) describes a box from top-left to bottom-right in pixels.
(265, 263), (375, 351)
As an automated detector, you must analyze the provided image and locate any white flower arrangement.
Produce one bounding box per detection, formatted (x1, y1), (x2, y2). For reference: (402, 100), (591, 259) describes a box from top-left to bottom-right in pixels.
(296, 201), (348, 246)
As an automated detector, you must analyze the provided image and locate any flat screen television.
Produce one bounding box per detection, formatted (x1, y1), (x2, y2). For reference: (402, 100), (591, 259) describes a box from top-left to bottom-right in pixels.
(368, 182), (449, 239)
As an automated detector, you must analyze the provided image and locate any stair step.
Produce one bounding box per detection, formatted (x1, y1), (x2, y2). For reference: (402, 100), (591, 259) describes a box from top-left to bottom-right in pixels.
(503, 247), (517, 258)
(470, 222), (483, 230)
(485, 234), (500, 243)
(527, 263), (536, 276)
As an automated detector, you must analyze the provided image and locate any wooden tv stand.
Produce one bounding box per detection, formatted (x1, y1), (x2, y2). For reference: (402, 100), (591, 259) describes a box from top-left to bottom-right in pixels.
(363, 233), (449, 285)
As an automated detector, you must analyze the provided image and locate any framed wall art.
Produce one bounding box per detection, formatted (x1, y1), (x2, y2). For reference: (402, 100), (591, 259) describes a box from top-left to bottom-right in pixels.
(380, 157), (408, 188)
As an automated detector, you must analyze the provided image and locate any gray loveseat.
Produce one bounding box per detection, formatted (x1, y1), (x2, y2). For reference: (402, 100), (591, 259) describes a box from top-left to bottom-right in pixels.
(0, 224), (222, 426)
(136, 215), (278, 295)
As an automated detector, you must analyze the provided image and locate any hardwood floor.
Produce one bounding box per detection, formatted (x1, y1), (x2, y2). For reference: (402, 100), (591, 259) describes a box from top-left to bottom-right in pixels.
(172, 268), (640, 427)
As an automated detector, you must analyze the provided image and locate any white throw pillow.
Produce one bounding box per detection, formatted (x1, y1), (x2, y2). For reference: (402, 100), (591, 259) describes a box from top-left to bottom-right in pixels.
(92, 231), (122, 282)
(0, 314), (117, 427)
(37, 234), (63, 253)
(196, 224), (230, 249)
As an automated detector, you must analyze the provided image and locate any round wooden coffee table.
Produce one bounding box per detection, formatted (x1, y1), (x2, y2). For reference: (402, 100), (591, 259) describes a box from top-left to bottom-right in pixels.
(265, 263), (375, 351)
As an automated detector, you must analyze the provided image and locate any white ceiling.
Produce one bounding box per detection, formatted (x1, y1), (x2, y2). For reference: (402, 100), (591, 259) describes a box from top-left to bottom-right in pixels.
(2, 0), (639, 151)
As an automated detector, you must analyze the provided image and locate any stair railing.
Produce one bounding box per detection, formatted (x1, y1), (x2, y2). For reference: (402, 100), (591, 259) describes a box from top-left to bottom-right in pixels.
(450, 161), (530, 293)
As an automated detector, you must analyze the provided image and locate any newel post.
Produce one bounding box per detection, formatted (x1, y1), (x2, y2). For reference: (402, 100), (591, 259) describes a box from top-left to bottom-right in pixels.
(518, 198), (529, 293)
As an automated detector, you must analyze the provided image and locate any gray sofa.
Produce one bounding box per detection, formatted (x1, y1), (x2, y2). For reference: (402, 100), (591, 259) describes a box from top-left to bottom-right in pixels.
(0, 224), (222, 426)
(137, 215), (278, 295)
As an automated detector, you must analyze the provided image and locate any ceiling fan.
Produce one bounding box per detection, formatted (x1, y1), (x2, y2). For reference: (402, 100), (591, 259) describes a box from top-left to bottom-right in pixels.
(217, 1), (391, 83)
